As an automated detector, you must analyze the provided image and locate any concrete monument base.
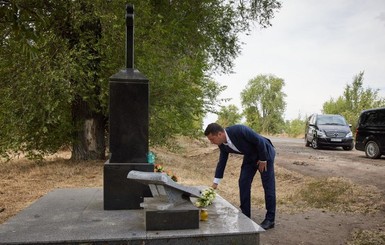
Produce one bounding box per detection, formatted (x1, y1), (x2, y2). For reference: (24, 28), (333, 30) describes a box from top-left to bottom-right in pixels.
(0, 188), (264, 245)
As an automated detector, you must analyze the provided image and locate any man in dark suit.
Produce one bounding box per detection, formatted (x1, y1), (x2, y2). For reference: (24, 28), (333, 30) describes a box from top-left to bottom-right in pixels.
(204, 123), (276, 230)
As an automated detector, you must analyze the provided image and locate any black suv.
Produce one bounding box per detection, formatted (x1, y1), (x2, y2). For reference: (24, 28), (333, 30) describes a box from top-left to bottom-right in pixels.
(305, 114), (354, 150)
(355, 107), (385, 158)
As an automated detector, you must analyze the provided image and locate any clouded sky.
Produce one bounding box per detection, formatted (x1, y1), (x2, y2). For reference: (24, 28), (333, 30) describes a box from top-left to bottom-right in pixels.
(205, 0), (385, 126)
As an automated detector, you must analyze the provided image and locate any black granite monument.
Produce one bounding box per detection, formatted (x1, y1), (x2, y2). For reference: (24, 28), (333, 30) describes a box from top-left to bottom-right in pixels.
(104, 4), (153, 210)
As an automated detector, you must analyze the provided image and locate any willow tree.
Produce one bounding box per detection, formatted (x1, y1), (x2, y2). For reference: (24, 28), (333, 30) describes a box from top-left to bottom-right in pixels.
(0, 0), (281, 160)
(241, 74), (286, 134)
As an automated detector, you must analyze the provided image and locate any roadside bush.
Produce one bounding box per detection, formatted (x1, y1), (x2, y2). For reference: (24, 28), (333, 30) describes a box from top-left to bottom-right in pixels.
(285, 118), (305, 138)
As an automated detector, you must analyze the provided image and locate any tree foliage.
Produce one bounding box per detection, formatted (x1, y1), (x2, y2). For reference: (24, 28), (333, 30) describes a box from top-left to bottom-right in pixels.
(241, 74), (286, 134)
(0, 0), (281, 160)
(216, 104), (243, 127)
(284, 116), (306, 138)
(1, 0), (109, 160)
(322, 71), (385, 130)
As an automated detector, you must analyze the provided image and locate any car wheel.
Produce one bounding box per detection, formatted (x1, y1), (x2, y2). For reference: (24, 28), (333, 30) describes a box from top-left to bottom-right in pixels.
(365, 141), (381, 159)
(311, 138), (318, 149)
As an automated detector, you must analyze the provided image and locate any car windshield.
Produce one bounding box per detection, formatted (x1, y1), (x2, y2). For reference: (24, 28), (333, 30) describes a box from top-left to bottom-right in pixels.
(317, 115), (347, 126)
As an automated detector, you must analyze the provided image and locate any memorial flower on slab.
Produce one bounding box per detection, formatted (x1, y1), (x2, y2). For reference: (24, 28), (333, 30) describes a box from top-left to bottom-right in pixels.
(154, 164), (164, 172)
(154, 164), (178, 182)
(195, 187), (216, 208)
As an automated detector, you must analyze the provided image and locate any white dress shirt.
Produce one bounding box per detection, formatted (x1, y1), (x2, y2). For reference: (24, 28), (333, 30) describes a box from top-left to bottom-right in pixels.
(213, 130), (241, 185)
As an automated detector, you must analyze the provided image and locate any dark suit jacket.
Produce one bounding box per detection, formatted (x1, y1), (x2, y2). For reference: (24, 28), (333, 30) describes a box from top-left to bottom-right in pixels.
(215, 124), (275, 179)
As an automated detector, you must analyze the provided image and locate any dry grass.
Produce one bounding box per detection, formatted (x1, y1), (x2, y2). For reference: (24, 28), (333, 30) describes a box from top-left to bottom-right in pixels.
(347, 229), (385, 245)
(1, 137), (384, 231)
(0, 153), (103, 223)
(295, 177), (384, 213)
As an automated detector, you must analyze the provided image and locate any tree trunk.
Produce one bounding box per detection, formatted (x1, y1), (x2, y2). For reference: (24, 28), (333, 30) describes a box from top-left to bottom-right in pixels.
(69, 10), (105, 161)
(71, 97), (107, 161)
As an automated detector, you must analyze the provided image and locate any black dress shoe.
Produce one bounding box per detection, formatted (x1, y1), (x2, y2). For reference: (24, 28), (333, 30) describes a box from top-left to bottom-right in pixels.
(260, 219), (275, 230)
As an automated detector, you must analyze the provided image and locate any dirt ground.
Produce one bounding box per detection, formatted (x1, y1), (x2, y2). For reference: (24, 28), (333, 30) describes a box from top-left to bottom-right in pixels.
(1, 136), (384, 244)
(256, 137), (385, 245)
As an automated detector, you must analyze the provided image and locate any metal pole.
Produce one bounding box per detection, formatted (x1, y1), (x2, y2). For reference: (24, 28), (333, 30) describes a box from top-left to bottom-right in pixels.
(126, 4), (134, 69)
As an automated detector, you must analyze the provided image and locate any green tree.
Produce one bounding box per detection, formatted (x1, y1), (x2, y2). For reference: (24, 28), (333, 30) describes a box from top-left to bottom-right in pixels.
(285, 115), (306, 138)
(241, 74), (286, 134)
(216, 104), (242, 127)
(0, 1), (109, 160)
(322, 71), (385, 130)
(0, 0), (281, 160)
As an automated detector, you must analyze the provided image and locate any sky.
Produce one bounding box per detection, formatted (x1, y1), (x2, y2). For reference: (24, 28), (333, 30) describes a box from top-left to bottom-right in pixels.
(204, 0), (385, 127)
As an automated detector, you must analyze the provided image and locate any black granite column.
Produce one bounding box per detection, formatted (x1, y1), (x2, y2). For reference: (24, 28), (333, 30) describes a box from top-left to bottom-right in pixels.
(103, 4), (153, 210)
(109, 70), (148, 163)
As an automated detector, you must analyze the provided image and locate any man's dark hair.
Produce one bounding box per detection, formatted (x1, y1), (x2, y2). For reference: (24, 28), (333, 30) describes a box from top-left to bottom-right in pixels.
(204, 123), (224, 136)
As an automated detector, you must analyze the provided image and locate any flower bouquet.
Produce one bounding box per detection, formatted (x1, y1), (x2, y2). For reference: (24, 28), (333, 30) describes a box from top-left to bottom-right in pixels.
(194, 187), (216, 208)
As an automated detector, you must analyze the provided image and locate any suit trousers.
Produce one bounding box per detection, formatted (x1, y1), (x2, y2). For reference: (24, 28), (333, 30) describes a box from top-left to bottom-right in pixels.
(238, 148), (276, 221)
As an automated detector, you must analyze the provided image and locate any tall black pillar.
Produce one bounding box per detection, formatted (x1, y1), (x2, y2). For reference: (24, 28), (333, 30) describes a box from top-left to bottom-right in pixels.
(103, 4), (153, 210)
(109, 69), (148, 163)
